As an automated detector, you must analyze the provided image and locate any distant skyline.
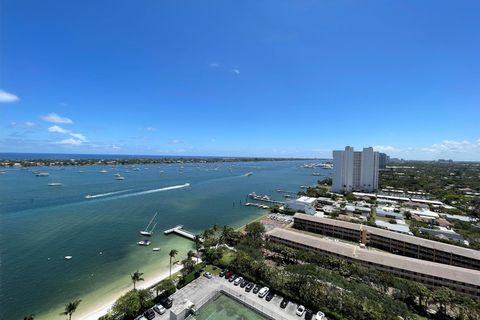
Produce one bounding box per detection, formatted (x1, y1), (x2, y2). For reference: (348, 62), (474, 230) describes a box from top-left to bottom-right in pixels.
(1, 1), (479, 160)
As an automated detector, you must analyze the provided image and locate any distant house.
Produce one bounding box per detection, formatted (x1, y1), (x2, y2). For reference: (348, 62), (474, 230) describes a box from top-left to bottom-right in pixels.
(376, 208), (404, 220)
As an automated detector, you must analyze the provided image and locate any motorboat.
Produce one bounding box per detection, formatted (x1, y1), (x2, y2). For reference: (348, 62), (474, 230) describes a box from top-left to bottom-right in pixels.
(35, 172), (49, 177)
(137, 240), (151, 246)
(48, 182), (63, 187)
(152, 247), (161, 252)
(115, 176), (125, 180)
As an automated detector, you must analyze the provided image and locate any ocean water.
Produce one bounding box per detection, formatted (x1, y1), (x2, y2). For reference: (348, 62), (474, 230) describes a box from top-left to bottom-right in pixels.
(0, 160), (328, 319)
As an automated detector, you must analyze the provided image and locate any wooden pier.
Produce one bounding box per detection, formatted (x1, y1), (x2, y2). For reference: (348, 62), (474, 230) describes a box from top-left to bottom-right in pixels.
(164, 225), (203, 242)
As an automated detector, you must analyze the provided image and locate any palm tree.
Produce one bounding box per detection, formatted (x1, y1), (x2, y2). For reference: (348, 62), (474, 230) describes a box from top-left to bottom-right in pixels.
(194, 235), (201, 263)
(187, 250), (195, 261)
(130, 270), (144, 290)
(59, 299), (81, 320)
(23, 315), (35, 320)
(169, 249), (178, 280)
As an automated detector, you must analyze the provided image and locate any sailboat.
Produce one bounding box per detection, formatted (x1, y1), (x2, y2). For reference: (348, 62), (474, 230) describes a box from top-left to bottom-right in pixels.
(140, 212), (158, 236)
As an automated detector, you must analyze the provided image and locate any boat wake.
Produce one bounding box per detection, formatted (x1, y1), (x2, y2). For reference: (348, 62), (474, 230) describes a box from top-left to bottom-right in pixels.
(85, 189), (132, 199)
(107, 183), (191, 200)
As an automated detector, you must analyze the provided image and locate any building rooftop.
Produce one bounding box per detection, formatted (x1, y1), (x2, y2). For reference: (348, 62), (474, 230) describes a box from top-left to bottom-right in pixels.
(295, 196), (317, 204)
(266, 228), (480, 286)
(293, 212), (480, 261)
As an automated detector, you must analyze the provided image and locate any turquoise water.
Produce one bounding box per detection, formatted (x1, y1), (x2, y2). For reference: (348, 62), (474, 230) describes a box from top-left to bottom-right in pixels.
(0, 160), (327, 319)
(193, 294), (266, 320)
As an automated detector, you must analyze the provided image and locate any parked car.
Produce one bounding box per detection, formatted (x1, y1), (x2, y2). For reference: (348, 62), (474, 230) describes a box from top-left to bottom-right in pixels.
(153, 303), (166, 315)
(219, 269), (228, 277)
(224, 271), (234, 279)
(203, 272), (212, 279)
(265, 291), (274, 301)
(296, 305), (306, 316)
(240, 279), (248, 288)
(258, 287), (269, 298)
(315, 311), (326, 320)
(280, 298), (289, 309)
(234, 276), (243, 286)
(160, 297), (173, 309)
(228, 274), (237, 282)
(143, 309), (156, 320)
(253, 284), (262, 294)
(304, 309), (313, 320)
(245, 282), (254, 292)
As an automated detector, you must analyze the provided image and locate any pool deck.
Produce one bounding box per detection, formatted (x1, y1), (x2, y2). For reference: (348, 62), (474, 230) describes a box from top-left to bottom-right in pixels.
(151, 275), (303, 320)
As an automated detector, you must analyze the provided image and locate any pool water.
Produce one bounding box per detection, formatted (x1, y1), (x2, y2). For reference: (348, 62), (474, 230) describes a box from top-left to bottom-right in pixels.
(193, 293), (267, 320)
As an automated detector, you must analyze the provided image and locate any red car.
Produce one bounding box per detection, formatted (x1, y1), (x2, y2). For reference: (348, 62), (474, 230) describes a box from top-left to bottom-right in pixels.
(224, 271), (234, 279)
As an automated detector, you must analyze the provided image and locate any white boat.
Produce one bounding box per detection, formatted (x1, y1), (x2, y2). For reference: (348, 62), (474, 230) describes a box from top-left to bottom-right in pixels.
(85, 195), (93, 199)
(137, 240), (151, 246)
(99, 170), (108, 173)
(140, 212), (158, 236)
(152, 247), (161, 251)
(35, 172), (49, 177)
(64, 256), (72, 260)
(48, 182), (63, 187)
(114, 173), (121, 177)
(116, 176), (125, 180)
(244, 172), (253, 176)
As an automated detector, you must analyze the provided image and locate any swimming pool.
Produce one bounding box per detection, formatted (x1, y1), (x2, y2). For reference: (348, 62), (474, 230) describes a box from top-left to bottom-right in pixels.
(191, 293), (267, 320)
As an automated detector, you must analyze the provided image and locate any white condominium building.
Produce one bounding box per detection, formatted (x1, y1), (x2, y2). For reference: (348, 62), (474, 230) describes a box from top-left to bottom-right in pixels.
(332, 146), (379, 193)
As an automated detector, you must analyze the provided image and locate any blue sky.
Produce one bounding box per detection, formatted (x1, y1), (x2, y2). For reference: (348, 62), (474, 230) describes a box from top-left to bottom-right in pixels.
(1, 1), (479, 160)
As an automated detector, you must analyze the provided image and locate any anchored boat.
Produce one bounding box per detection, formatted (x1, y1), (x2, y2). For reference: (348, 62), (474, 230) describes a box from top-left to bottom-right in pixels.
(140, 212), (158, 236)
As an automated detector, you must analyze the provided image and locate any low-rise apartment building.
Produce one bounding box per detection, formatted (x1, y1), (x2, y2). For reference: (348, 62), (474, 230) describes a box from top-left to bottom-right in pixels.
(266, 228), (480, 297)
(293, 213), (480, 271)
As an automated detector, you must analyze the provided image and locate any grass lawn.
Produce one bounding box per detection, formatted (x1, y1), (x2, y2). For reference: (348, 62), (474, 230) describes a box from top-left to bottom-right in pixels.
(219, 250), (236, 266)
(204, 264), (222, 276)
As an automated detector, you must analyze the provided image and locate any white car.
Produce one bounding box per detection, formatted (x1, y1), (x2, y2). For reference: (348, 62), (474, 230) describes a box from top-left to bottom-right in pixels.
(316, 311), (326, 320)
(234, 276), (243, 285)
(296, 305), (305, 316)
(257, 287), (269, 298)
(153, 303), (166, 315)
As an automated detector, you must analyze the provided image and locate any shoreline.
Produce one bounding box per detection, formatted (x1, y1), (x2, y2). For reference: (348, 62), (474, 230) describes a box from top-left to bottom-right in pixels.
(78, 211), (268, 320)
(76, 263), (184, 320)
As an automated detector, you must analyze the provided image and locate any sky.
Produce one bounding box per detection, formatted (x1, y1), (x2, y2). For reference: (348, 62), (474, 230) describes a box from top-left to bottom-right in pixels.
(1, 0), (480, 160)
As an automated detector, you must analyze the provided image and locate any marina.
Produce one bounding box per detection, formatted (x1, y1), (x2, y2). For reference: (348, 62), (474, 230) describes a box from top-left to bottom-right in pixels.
(0, 159), (321, 320)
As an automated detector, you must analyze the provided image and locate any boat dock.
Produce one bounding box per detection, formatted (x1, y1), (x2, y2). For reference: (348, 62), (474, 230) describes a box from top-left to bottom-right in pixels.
(164, 225), (203, 242)
(248, 192), (285, 205)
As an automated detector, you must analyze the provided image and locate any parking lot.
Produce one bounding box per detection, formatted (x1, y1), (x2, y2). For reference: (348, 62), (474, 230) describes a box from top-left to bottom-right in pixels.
(140, 272), (313, 320)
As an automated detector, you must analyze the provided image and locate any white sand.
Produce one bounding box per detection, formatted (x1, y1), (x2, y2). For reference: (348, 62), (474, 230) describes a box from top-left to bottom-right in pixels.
(78, 263), (184, 320)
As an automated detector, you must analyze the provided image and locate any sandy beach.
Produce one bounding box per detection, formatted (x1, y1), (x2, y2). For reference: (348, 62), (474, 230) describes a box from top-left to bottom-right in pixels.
(77, 263), (185, 320)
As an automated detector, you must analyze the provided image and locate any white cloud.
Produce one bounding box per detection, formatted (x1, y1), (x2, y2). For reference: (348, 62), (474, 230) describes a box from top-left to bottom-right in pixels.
(170, 139), (183, 144)
(10, 121), (38, 128)
(69, 132), (87, 142)
(373, 138), (480, 160)
(210, 138), (217, 143)
(373, 145), (397, 153)
(47, 124), (88, 143)
(233, 69), (240, 75)
(52, 138), (84, 146)
(0, 90), (19, 103)
(41, 113), (73, 124)
(209, 63), (220, 68)
(146, 127), (157, 132)
(48, 125), (70, 134)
